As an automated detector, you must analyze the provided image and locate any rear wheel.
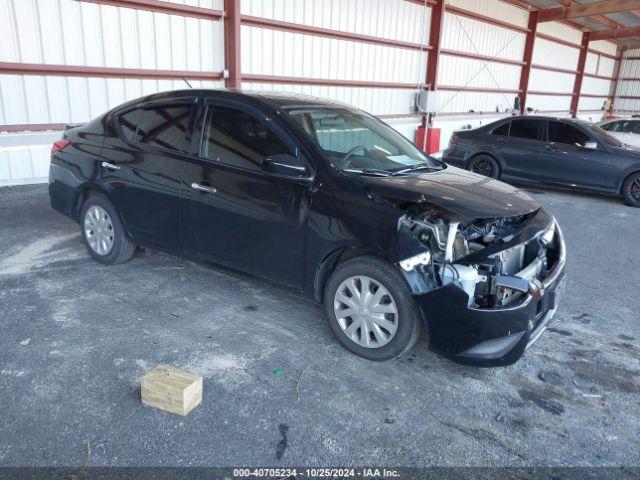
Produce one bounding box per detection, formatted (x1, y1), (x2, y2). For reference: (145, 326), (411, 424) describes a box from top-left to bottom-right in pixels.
(468, 155), (500, 179)
(323, 256), (421, 361)
(80, 194), (136, 264)
(622, 172), (640, 207)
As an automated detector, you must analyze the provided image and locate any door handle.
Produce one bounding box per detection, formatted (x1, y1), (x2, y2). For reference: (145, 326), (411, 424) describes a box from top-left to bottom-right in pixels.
(101, 161), (120, 171)
(191, 182), (217, 193)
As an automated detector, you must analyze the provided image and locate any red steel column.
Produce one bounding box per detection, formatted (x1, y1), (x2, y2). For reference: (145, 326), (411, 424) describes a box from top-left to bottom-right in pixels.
(518, 10), (538, 114)
(224, 0), (241, 89)
(424, 0), (445, 128)
(570, 32), (590, 118)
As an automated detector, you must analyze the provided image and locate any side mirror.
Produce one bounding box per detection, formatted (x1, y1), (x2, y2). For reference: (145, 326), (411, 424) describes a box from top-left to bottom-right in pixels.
(582, 141), (598, 150)
(262, 154), (311, 180)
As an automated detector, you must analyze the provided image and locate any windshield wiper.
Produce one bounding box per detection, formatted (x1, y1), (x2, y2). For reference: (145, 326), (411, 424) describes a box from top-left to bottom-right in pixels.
(393, 164), (441, 174)
(342, 168), (395, 176)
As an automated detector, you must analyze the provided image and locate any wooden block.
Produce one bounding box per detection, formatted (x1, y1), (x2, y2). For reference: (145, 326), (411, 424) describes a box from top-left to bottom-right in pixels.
(140, 364), (203, 416)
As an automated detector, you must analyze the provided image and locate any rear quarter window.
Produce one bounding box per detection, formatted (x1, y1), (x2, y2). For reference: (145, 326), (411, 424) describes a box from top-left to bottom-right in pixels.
(491, 122), (510, 136)
(117, 108), (143, 142)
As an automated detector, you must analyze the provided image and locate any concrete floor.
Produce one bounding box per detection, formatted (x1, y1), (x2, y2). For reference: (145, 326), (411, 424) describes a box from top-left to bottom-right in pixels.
(0, 184), (639, 468)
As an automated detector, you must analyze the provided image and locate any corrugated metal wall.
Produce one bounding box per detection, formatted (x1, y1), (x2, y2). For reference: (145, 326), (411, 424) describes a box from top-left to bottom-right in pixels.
(0, 0), (622, 186)
(615, 48), (640, 113)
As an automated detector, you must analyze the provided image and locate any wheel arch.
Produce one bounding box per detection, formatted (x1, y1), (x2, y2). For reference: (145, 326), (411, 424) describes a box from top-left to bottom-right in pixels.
(619, 168), (640, 194)
(466, 151), (503, 174)
(74, 184), (134, 239)
(313, 246), (386, 303)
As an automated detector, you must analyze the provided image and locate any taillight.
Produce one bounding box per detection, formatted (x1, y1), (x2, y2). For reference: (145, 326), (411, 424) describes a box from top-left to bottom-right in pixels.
(51, 139), (71, 156)
(449, 134), (458, 146)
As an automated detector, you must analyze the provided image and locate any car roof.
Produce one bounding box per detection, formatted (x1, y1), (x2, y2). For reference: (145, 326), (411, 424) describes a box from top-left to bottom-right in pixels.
(118, 88), (352, 111)
(501, 115), (588, 124)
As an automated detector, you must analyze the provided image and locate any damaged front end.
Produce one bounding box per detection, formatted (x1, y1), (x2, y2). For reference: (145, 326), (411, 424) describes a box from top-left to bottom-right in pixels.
(396, 206), (566, 367)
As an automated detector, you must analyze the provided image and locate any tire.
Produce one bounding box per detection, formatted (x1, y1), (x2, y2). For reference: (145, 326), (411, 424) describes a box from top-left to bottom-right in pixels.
(467, 154), (500, 179)
(622, 172), (640, 208)
(80, 193), (136, 264)
(323, 255), (421, 361)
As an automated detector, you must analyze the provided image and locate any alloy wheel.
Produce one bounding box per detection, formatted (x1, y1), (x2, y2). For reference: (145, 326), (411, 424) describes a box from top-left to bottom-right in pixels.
(84, 205), (115, 256)
(629, 175), (640, 202)
(470, 158), (495, 177)
(333, 275), (398, 348)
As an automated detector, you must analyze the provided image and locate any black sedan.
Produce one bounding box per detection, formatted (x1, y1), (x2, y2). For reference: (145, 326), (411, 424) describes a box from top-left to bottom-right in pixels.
(442, 115), (640, 207)
(49, 90), (565, 367)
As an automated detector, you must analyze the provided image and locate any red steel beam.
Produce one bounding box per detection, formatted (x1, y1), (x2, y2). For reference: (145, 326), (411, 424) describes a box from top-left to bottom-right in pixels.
(242, 74), (421, 89)
(445, 5), (529, 34)
(532, 64), (579, 76)
(570, 32), (590, 118)
(584, 72), (616, 81)
(0, 62), (223, 80)
(224, 0), (241, 89)
(438, 85), (522, 94)
(0, 123), (67, 133)
(519, 11), (538, 113)
(591, 26), (640, 41)
(538, 0), (639, 22)
(528, 90), (575, 96)
(76, 0), (224, 21)
(536, 32), (582, 50)
(241, 16), (430, 51)
(441, 49), (525, 66)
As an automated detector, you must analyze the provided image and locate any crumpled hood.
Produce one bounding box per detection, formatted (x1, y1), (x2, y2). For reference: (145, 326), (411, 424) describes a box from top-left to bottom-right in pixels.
(361, 165), (540, 220)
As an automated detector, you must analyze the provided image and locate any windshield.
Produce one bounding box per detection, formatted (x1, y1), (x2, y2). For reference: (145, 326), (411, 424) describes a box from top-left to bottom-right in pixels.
(583, 123), (624, 147)
(285, 107), (442, 175)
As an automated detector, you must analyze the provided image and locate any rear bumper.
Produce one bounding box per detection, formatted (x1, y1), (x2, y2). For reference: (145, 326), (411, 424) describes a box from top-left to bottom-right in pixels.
(441, 147), (465, 167)
(415, 218), (567, 367)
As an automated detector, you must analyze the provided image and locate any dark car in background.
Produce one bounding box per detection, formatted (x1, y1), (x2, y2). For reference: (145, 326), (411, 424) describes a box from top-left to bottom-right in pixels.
(49, 90), (565, 367)
(443, 116), (640, 207)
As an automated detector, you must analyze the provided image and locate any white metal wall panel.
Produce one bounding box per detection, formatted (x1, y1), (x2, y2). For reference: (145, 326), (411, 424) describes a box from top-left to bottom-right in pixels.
(536, 22), (582, 46)
(0, 0), (224, 71)
(526, 94), (572, 112)
(436, 91), (515, 113)
(616, 51), (640, 112)
(582, 77), (612, 98)
(441, 12), (526, 62)
(241, 0), (430, 45)
(242, 82), (418, 116)
(0, 143), (52, 186)
(241, 26), (427, 84)
(446, 0), (528, 29)
(437, 56), (521, 90)
(578, 97), (607, 113)
(0, 76), (224, 125)
(589, 40), (617, 57)
(584, 53), (616, 78)
(528, 68), (574, 94)
(532, 38), (580, 70)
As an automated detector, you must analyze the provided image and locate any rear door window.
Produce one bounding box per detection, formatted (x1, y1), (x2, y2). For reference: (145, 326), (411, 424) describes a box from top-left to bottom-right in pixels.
(509, 119), (540, 140)
(548, 121), (590, 145)
(137, 104), (193, 152)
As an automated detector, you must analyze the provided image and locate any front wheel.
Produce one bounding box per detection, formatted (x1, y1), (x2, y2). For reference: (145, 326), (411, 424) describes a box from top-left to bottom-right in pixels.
(323, 256), (421, 361)
(622, 172), (640, 207)
(80, 193), (136, 264)
(468, 155), (500, 179)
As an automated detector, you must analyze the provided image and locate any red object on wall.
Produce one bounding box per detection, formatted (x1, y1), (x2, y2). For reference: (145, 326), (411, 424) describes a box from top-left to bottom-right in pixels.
(416, 126), (441, 154)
